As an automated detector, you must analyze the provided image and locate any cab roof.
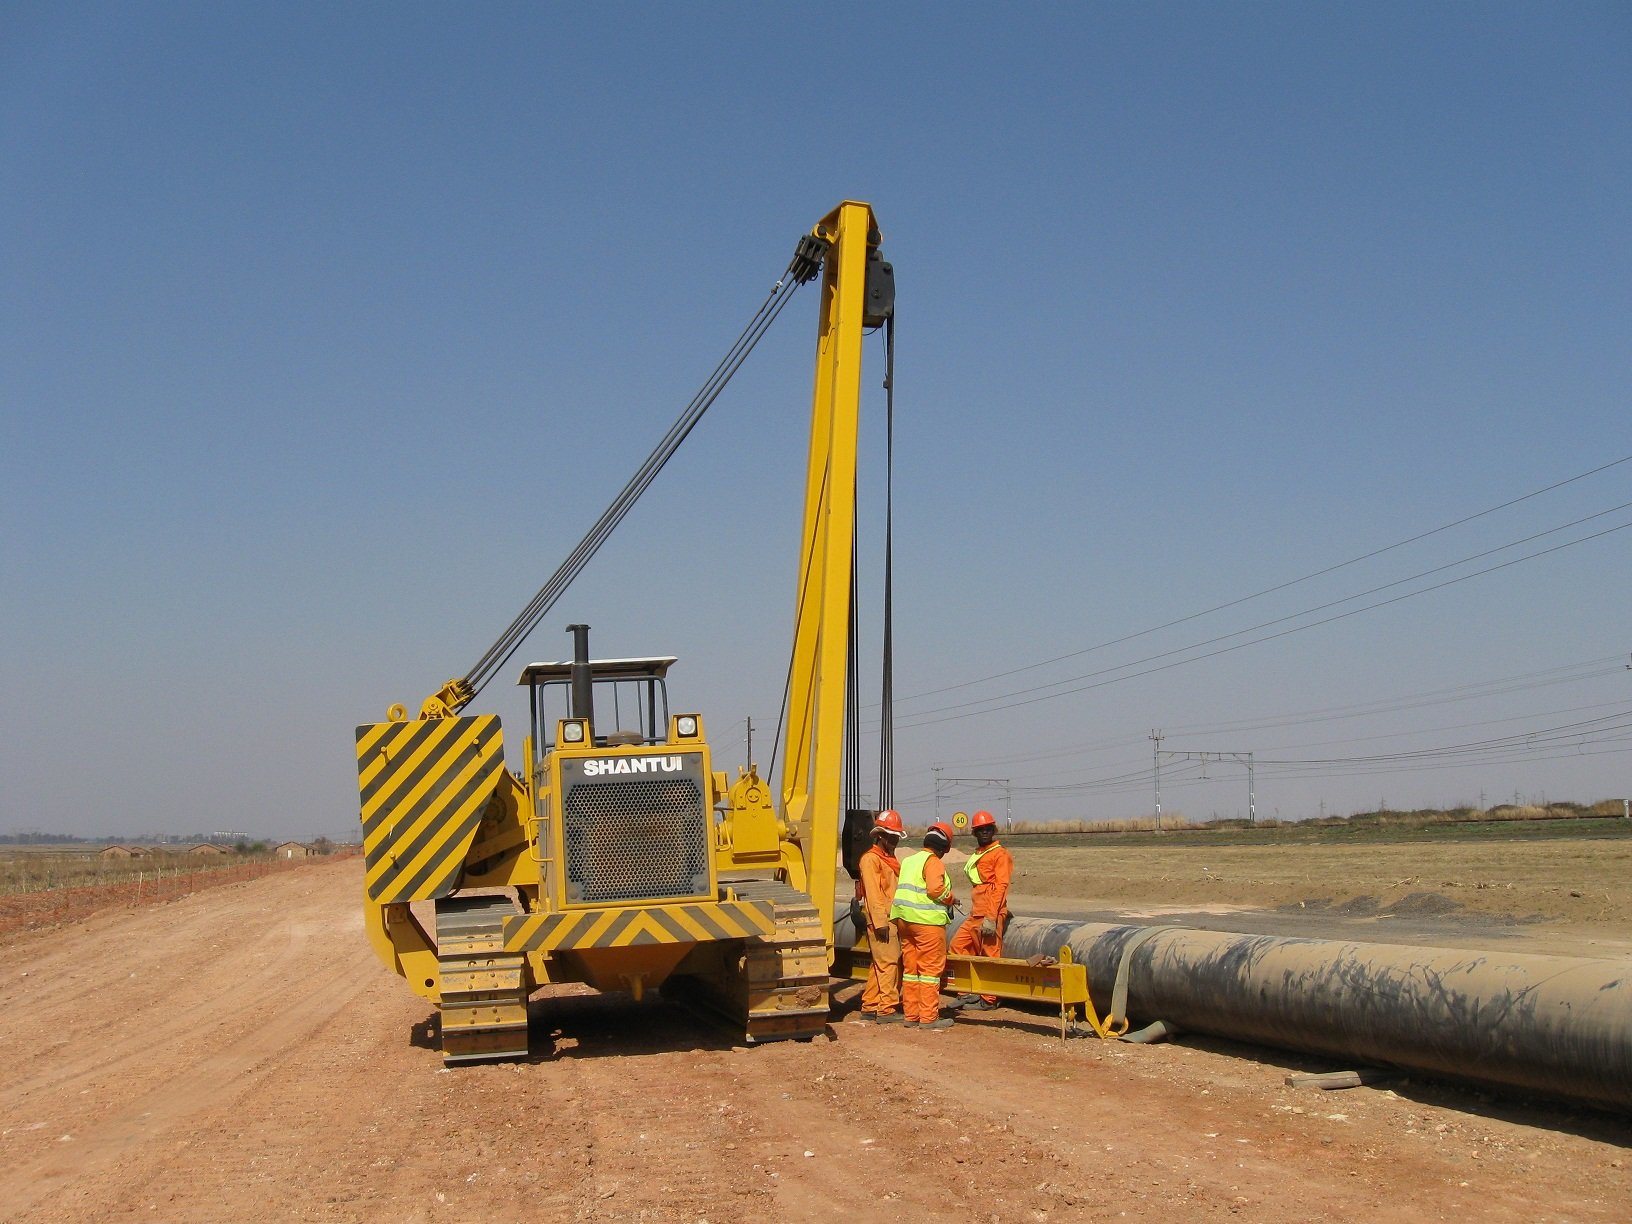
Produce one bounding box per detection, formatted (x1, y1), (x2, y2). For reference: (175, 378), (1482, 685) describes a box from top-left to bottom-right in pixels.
(517, 657), (678, 685)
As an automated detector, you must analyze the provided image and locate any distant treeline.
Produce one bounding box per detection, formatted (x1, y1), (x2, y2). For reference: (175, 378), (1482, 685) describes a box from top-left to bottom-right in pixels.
(917, 798), (1628, 837)
(0, 832), (283, 846)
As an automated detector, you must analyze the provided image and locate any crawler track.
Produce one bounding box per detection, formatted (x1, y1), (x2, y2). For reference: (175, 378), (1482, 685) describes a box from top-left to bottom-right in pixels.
(729, 878), (831, 1043)
(434, 894), (531, 1064)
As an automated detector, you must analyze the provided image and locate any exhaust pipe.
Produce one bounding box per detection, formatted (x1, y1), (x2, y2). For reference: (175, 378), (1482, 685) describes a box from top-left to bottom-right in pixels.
(1000, 916), (1632, 1113)
(566, 623), (594, 731)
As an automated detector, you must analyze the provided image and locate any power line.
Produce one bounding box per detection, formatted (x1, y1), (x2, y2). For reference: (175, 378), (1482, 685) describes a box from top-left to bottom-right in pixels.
(889, 502), (1632, 726)
(886, 453), (1632, 708)
(939, 655), (1626, 772)
(1253, 710), (1632, 768)
(888, 517), (1632, 731)
(974, 694), (1632, 787)
(906, 687), (1632, 804)
(1163, 657), (1627, 735)
(1142, 742), (1632, 792)
(1241, 698), (1632, 756)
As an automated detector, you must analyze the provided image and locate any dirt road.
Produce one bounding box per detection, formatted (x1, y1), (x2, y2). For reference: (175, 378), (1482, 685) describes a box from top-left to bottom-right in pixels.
(2, 859), (1626, 1222)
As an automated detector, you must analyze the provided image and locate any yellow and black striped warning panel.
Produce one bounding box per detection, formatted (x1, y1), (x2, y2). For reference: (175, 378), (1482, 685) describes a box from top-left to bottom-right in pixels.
(356, 714), (505, 904)
(503, 900), (776, 953)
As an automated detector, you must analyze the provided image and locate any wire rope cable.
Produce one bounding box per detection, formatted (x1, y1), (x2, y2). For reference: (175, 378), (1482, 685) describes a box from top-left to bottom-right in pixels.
(462, 249), (813, 697)
(876, 315), (897, 810)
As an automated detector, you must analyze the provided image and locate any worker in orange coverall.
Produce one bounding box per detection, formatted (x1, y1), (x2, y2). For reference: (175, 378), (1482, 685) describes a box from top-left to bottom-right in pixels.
(948, 810), (1013, 1009)
(889, 821), (958, 1030)
(858, 809), (905, 1023)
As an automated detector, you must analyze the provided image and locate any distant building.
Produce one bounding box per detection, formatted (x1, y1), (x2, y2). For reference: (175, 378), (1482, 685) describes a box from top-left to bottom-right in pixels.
(100, 845), (148, 859)
(274, 841), (313, 859)
(188, 843), (230, 856)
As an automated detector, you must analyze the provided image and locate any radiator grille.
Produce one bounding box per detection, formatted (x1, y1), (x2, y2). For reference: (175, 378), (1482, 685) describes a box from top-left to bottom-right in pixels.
(563, 778), (710, 903)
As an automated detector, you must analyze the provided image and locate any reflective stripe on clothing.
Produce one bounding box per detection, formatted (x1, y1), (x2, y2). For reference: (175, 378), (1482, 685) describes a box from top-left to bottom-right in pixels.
(962, 841), (1013, 918)
(949, 912), (1005, 1005)
(898, 919), (949, 1023)
(861, 919), (901, 1015)
(964, 846), (991, 885)
(889, 850), (952, 926)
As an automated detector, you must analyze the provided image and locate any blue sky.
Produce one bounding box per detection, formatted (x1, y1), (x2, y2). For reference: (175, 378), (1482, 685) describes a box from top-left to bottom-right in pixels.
(3, 4), (1628, 839)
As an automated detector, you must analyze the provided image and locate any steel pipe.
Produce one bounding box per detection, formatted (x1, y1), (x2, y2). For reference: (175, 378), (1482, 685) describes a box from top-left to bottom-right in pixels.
(1001, 917), (1632, 1113)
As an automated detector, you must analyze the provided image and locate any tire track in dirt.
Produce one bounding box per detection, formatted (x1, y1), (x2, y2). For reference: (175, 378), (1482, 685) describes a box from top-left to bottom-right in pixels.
(540, 1002), (782, 1223)
(0, 864), (375, 1222)
(9, 963), (370, 1222)
(843, 1006), (1630, 1222)
(4, 859), (1627, 1223)
(1, 897), (361, 1109)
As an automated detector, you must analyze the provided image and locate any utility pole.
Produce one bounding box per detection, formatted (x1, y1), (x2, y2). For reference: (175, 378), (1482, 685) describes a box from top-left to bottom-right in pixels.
(1158, 748), (1258, 826)
(746, 716), (753, 767)
(938, 776), (1012, 829)
(1150, 729), (1164, 832)
(932, 766), (944, 826)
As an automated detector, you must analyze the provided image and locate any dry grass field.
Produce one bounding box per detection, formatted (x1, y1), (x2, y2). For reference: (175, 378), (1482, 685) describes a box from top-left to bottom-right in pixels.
(0, 849), (324, 943)
(0, 846), (225, 894)
(1002, 822), (1632, 937)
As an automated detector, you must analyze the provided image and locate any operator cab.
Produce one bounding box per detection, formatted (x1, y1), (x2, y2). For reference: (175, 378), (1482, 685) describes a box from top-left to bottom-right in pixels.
(519, 655), (678, 753)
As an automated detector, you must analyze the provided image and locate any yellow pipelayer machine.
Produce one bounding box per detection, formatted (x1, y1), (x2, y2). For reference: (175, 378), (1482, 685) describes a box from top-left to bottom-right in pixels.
(356, 201), (1087, 1063)
(355, 202), (888, 1062)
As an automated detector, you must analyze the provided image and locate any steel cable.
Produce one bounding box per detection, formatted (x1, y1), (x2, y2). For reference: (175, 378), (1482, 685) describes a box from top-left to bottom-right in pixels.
(877, 316), (896, 810)
(464, 255), (809, 695)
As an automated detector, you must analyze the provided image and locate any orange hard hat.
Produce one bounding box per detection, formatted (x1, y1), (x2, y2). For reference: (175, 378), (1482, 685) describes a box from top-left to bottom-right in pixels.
(874, 809), (905, 836)
(926, 821), (954, 845)
(971, 810), (997, 829)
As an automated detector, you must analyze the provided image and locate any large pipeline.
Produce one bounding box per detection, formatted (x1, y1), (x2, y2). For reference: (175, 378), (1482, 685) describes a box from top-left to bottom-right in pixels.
(999, 917), (1632, 1113)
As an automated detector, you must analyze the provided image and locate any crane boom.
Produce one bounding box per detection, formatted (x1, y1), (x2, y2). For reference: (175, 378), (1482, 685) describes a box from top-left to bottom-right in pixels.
(779, 201), (890, 950)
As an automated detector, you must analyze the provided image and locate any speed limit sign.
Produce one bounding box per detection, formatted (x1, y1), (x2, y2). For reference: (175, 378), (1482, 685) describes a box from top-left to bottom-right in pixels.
(952, 811), (969, 829)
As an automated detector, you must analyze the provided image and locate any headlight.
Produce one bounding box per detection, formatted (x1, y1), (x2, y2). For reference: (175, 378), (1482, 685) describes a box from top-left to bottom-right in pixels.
(676, 715), (698, 738)
(561, 720), (586, 744)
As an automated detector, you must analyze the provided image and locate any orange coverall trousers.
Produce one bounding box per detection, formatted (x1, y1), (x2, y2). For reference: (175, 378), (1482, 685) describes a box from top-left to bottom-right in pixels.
(860, 921), (901, 1015)
(897, 920), (949, 1023)
(947, 912), (1006, 1004)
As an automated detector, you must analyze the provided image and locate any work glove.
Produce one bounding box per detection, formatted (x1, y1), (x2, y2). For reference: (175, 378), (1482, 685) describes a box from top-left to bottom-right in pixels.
(872, 925), (891, 941)
(979, 918), (998, 938)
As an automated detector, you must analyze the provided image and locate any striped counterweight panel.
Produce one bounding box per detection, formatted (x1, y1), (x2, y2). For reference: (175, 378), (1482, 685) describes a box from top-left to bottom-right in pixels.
(504, 900), (777, 953)
(356, 715), (505, 903)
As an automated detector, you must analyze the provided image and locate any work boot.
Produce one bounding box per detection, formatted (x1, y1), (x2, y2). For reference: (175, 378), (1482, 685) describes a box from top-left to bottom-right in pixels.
(870, 1011), (904, 1025)
(941, 994), (972, 1011)
(962, 998), (1000, 1011)
(921, 1017), (956, 1031)
(902, 1020), (921, 1029)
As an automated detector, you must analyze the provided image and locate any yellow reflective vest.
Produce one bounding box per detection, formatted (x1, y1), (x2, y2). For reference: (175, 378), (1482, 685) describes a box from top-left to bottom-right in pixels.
(889, 850), (952, 926)
(964, 845), (992, 885)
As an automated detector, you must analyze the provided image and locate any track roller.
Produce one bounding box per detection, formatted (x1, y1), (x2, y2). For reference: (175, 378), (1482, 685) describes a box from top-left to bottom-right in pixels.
(434, 894), (531, 1065)
(730, 879), (831, 1043)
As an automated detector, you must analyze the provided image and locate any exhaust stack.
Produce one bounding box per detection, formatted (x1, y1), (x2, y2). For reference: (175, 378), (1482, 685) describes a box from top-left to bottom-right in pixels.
(566, 623), (594, 731)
